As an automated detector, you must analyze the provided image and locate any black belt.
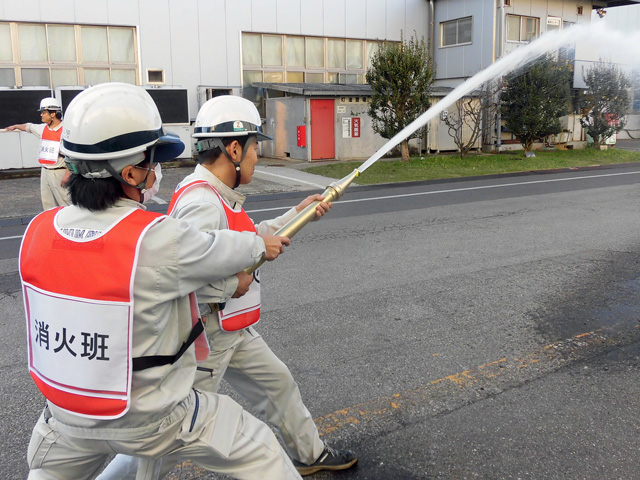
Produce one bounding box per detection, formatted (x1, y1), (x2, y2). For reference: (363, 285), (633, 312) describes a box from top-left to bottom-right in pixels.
(132, 319), (205, 371)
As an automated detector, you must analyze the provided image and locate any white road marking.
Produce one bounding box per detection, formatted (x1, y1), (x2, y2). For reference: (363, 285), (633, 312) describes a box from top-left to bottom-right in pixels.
(246, 170), (640, 214)
(2, 170), (640, 240)
(253, 168), (326, 188)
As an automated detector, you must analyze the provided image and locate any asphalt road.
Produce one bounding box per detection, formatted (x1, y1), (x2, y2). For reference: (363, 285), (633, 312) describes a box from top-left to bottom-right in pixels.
(1, 164), (640, 479)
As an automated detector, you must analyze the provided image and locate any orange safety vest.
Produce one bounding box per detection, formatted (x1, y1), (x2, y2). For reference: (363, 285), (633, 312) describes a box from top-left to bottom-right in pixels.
(38, 125), (62, 166)
(20, 207), (164, 419)
(169, 180), (261, 331)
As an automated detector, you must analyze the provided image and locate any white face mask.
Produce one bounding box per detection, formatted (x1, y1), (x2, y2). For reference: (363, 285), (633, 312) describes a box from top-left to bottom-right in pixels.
(141, 164), (162, 203)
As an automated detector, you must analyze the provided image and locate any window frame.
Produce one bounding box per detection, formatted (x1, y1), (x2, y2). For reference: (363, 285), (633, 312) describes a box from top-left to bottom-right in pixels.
(440, 17), (473, 48)
(506, 14), (541, 43)
(241, 32), (392, 89)
(0, 21), (139, 88)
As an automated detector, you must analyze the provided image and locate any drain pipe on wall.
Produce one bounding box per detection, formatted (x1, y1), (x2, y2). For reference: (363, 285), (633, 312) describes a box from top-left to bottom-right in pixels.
(428, 0), (435, 154)
(495, 0), (503, 152)
(429, 0), (435, 63)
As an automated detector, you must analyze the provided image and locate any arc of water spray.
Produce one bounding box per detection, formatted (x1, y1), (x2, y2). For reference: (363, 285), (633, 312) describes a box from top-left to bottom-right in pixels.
(246, 22), (605, 273)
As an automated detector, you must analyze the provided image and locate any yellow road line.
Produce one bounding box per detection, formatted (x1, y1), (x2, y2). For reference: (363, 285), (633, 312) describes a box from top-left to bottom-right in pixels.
(167, 328), (613, 478)
(314, 329), (608, 436)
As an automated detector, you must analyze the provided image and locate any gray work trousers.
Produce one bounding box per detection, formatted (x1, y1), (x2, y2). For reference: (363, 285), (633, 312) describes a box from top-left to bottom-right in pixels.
(27, 390), (301, 480)
(40, 167), (70, 210)
(98, 329), (324, 479)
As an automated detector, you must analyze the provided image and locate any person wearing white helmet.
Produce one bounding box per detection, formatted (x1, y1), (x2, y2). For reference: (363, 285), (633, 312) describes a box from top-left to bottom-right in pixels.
(97, 95), (356, 479)
(20, 83), (301, 480)
(5, 96), (71, 209)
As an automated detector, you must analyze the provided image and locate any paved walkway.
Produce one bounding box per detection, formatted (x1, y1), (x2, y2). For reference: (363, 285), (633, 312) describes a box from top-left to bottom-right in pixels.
(617, 138), (640, 151)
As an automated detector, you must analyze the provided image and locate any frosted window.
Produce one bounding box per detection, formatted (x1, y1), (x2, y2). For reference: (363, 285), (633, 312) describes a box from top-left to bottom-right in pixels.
(507, 15), (539, 42)
(328, 39), (345, 69)
(82, 27), (108, 62)
(286, 71), (304, 82)
(22, 68), (50, 86)
(109, 28), (135, 63)
(366, 42), (379, 69)
(48, 25), (76, 62)
(111, 69), (136, 84)
(523, 17), (539, 41)
(287, 37), (304, 67)
(243, 70), (262, 87)
(305, 72), (324, 83)
(263, 71), (284, 82)
(85, 68), (109, 85)
(346, 40), (363, 69)
(507, 16), (520, 42)
(242, 34), (262, 66)
(339, 73), (358, 84)
(0, 68), (15, 86)
(263, 35), (282, 67)
(19, 25), (47, 62)
(243, 70), (263, 103)
(0, 24), (12, 62)
(306, 38), (324, 68)
(51, 69), (77, 87)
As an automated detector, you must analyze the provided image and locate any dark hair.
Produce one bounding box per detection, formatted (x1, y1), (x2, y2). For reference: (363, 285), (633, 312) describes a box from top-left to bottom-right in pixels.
(46, 110), (62, 120)
(66, 174), (125, 211)
(198, 136), (251, 165)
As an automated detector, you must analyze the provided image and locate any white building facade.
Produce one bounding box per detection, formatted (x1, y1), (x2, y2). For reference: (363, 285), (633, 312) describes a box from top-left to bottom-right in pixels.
(0, 0), (638, 169)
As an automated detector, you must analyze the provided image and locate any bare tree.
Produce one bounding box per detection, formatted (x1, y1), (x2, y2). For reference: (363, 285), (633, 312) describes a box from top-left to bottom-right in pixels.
(443, 96), (483, 157)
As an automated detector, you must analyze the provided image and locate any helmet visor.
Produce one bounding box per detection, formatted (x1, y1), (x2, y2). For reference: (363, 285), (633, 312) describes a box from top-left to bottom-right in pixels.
(153, 132), (185, 162)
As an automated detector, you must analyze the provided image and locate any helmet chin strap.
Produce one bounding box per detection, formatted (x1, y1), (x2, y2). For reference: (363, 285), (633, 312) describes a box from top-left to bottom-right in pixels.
(206, 136), (256, 189)
(104, 147), (157, 202)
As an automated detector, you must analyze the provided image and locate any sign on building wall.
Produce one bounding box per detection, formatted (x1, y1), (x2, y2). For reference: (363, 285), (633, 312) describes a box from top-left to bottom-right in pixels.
(352, 117), (361, 138)
(342, 118), (352, 138)
(341, 117), (361, 138)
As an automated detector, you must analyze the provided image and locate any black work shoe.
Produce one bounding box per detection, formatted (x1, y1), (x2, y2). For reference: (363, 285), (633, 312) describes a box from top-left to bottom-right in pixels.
(293, 444), (358, 476)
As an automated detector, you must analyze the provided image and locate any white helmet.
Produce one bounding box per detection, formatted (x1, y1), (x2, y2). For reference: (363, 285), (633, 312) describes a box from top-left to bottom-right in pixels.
(38, 97), (62, 112)
(60, 82), (184, 178)
(193, 95), (271, 142)
(193, 95), (270, 188)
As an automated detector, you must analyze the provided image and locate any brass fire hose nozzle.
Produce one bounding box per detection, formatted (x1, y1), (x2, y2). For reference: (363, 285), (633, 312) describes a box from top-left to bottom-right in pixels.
(245, 169), (360, 274)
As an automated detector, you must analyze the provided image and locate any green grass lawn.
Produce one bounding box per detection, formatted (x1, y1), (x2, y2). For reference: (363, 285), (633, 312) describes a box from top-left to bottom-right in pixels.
(302, 148), (640, 185)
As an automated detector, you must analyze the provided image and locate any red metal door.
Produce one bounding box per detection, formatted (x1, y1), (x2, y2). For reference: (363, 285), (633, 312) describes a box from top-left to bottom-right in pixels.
(310, 99), (335, 160)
